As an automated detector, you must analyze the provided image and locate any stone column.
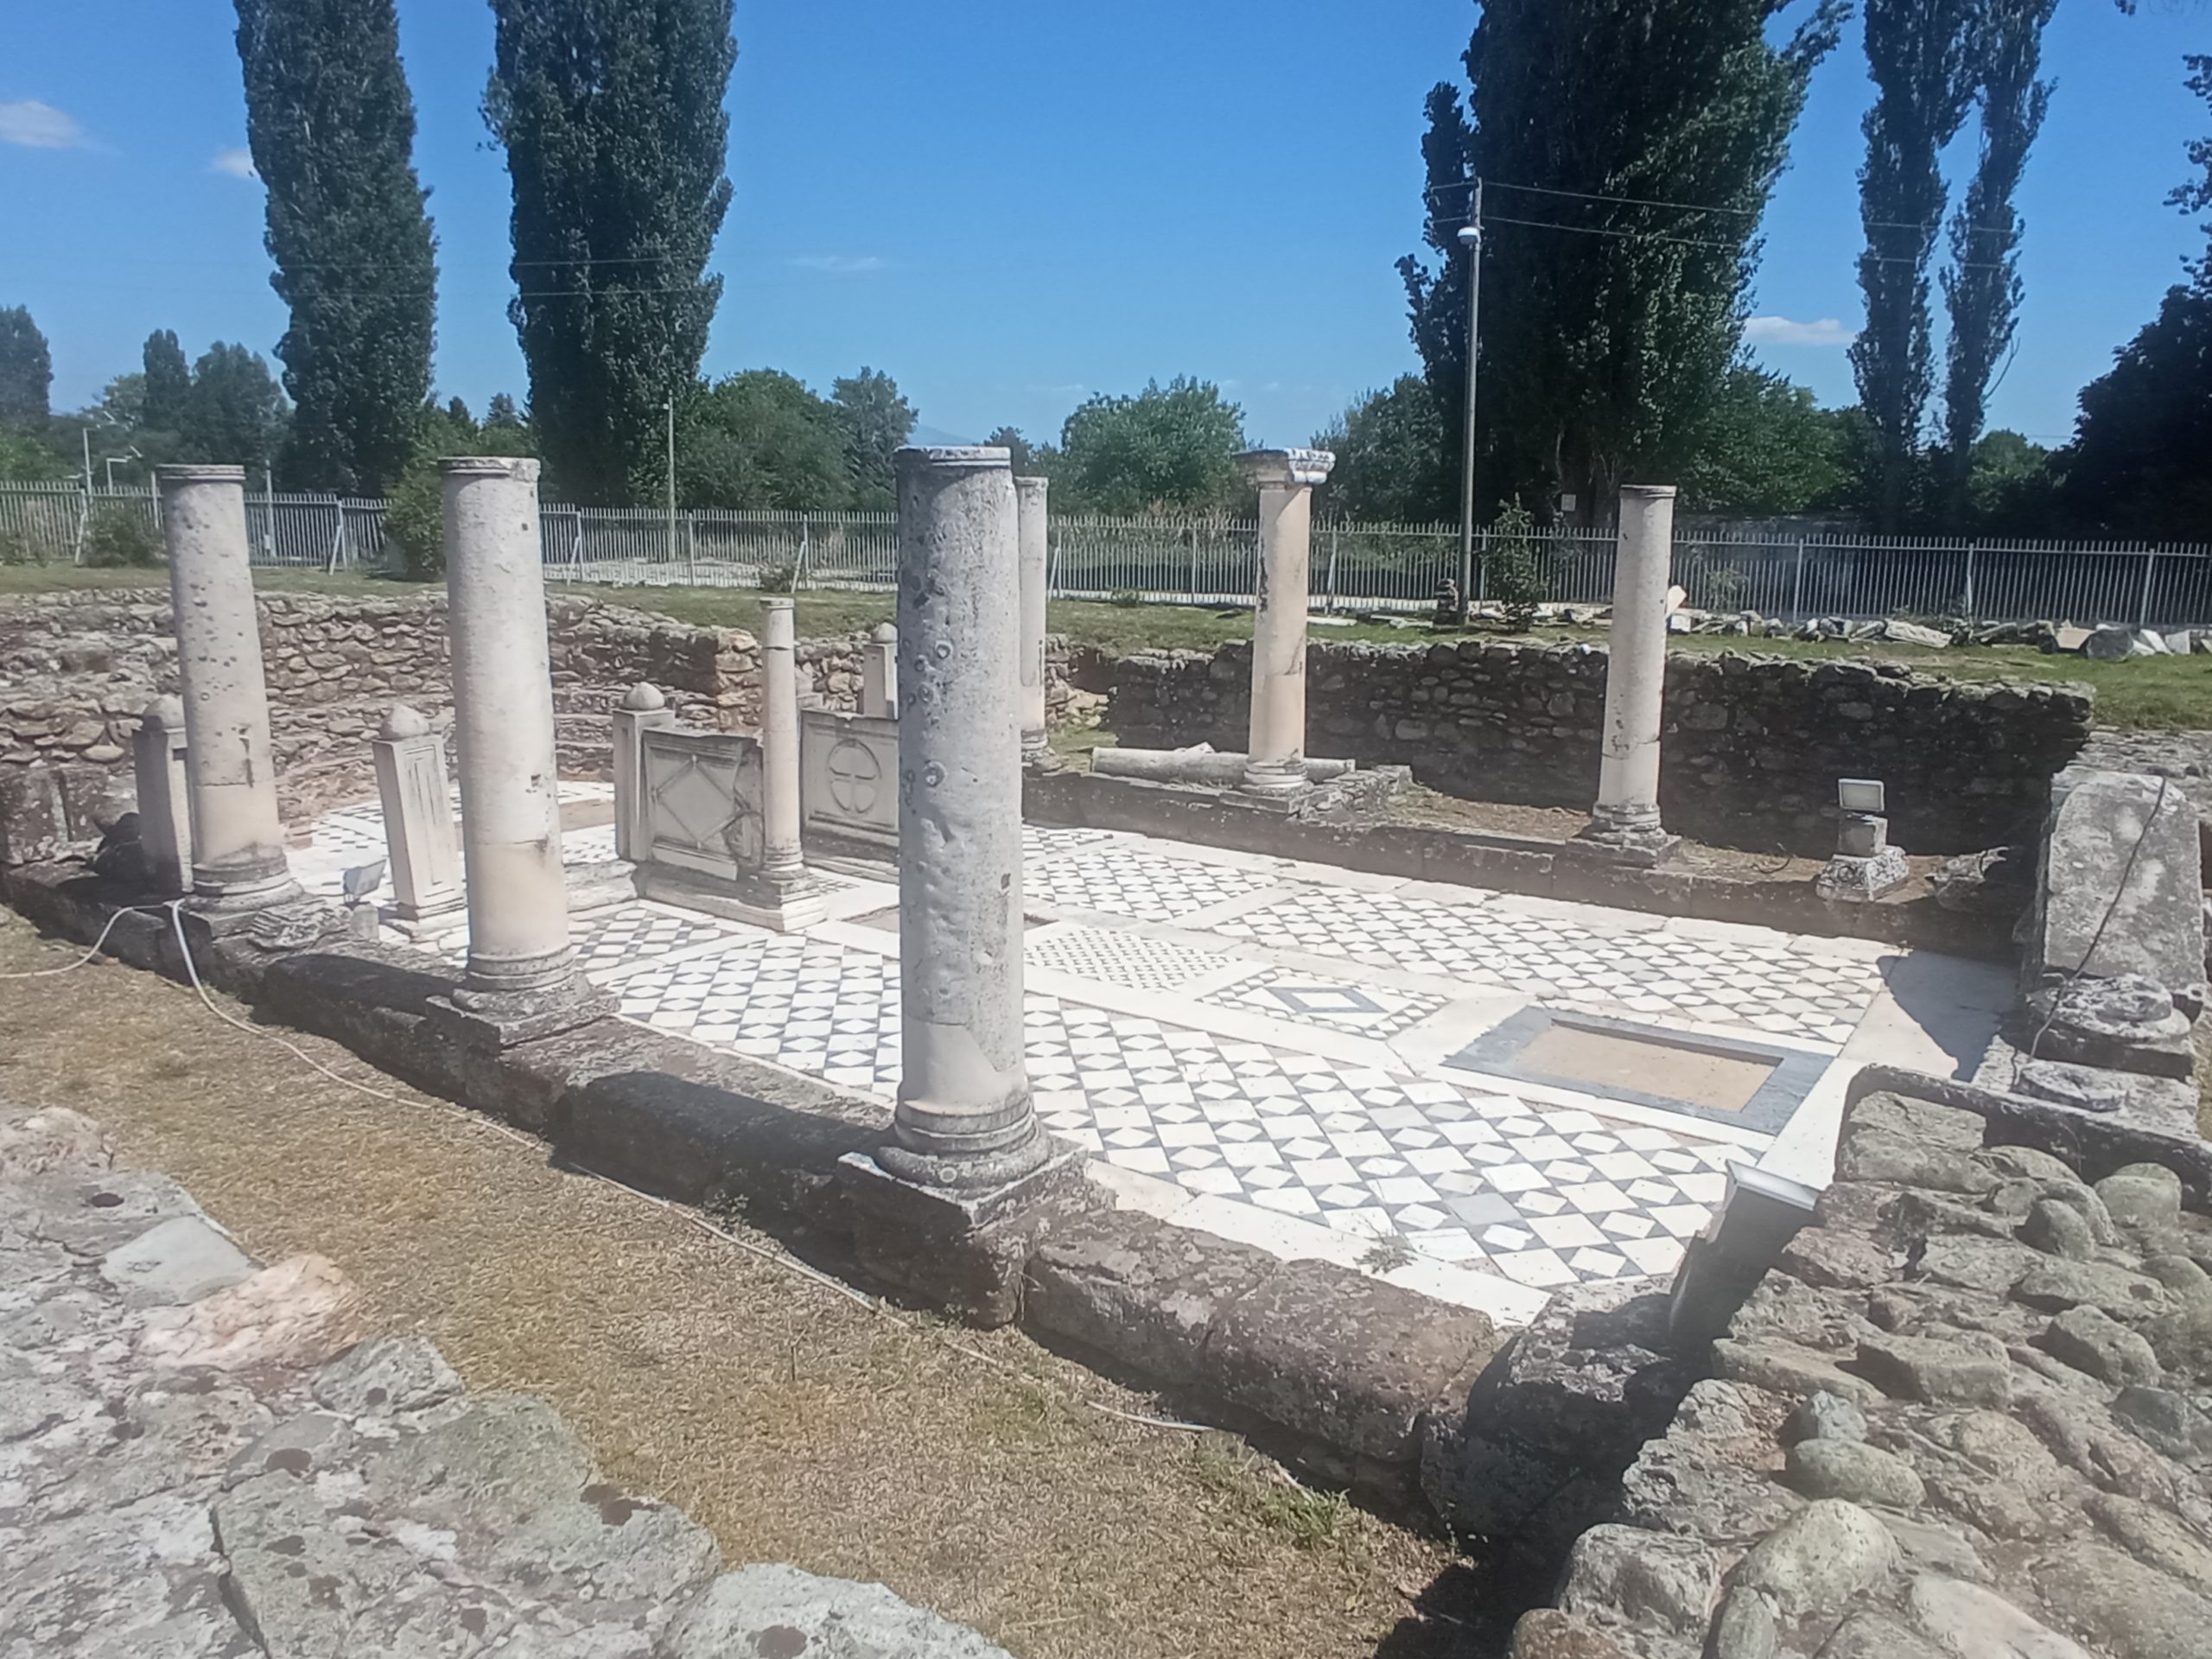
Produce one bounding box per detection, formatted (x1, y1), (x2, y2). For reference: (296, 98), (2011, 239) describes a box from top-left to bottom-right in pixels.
(611, 683), (677, 862)
(887, 446), (1045, 1185)
(1573, 484), (1681, 865)
(1015, 474), (1054, 768)
(159, 463), (302, 912)
(759, 598), (807, 882)
(861, 622), (899, 720)
(132, 694), (192, 895)
(1238, 448), (1334, 796)
(372, 704), (464, 931)
(435, 458), (608, 1042)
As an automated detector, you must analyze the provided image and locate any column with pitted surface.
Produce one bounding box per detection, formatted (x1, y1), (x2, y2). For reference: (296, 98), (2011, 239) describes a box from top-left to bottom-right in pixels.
(160, 464), (304, 915)
(838, 446), (1077, 1325)
(1570, 484), (1681, 867)
(430, 458), (610, 1045)
(1238, 448), (1334, 797)
(1015, 474), (1056, 769)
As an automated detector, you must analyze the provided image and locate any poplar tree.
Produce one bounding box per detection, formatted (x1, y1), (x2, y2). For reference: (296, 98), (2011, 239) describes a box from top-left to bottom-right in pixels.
(0, 307), (52, 428)
(142, 329), (193, 434)
(235, 0), (435, 496)
(484, 0), (737, 505)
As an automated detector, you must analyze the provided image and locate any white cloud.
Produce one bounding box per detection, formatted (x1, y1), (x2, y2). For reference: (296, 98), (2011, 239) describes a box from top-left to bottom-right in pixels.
(1744, 315), (1857, 346)
(211, 146), (258, 180)
(787, 254), (887, 275)
(0, 99), (91, 149)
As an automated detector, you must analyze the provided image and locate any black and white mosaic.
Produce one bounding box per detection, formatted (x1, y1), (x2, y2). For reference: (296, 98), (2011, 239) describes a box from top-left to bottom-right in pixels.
(1025, 845), (1281, 923)
(1202, 968), (1445, 1038)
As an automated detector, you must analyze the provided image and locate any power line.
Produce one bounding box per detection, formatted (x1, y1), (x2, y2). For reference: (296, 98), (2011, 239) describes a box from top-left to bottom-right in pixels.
(1425, 175), (2027, 239)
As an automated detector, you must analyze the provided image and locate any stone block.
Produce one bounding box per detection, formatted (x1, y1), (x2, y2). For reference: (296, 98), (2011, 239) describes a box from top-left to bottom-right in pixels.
(1855, 1331), (2014, 1406)
(661, 1566), (1014, 1658)
(98, 1216), (255, 1307)
(1020, 1206), (1274, 1385)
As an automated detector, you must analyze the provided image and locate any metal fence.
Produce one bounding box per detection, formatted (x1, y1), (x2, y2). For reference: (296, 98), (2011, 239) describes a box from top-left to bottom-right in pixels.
(4, 482), (2209, 628)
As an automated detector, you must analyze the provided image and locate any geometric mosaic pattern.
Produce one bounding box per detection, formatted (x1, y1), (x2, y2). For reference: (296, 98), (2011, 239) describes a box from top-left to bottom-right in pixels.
(614, 933), (899, 1091)
(1202, 968), (1445, 1038)
(1026, 926), (1236, 993)
(1217, 886), (1882, 1046)
(1026, 845), (1282, 924)
(424, 899), (746, 978)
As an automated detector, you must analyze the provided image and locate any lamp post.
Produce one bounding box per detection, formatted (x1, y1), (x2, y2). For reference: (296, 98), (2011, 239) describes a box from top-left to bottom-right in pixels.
(1454, 198), (1482, 621)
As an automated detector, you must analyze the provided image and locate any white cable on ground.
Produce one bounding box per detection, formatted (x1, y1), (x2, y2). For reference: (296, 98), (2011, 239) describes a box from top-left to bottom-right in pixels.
(0, 901), (165, 979)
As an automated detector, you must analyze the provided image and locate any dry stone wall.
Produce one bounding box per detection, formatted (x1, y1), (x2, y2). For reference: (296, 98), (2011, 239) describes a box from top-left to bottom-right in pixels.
(1498, 1085), (2212, 1659)
(0, 588), (1070, 830)
(1108, 639), (2094, 855)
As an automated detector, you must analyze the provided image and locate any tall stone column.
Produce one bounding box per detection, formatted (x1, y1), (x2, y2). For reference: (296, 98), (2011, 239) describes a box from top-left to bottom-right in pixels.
(1573, 483), (1681, 866)
(159, 464), (301, 912)
(434, 458), (608, 1042)
(1239, 448), (1335, 796)
(132, 694), (192, 895)
(372, 704), (464, 932)
(1015, 474), (1054, 768)
(759, 598), (807, 882)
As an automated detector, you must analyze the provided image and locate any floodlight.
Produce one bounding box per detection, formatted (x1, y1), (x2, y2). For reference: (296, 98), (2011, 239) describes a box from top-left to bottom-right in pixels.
(1455, 225), (1479, 250)
(1837, 779), (1885, 815)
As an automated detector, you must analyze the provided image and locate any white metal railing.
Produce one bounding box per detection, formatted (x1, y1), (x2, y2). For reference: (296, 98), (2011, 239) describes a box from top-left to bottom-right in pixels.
(3, 482), (2208, 628)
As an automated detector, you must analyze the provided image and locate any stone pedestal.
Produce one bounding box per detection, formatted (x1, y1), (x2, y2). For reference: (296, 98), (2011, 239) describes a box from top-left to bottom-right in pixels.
(715, 598), (827, 930)
(159, 464), (304, 913)
(1015, 474), (1057, 770)
(1238, 448), (1334, 797)
(861, 623), (899, 720)
(132, 695), (192, 896)
(612, 683), (677, 863)
(1816, 810), (1910, 901)
(372, 705), (464, 934)
(429, 458), (610, 1047)
(1571, 483), (1681, 867)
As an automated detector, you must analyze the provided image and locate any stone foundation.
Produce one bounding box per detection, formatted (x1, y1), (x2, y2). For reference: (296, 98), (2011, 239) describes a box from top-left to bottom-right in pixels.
(1108, 639), (2094, 855)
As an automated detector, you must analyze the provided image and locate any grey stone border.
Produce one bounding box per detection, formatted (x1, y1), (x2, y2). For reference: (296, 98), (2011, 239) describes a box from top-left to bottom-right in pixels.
(1443, 1006), (1828, 1135)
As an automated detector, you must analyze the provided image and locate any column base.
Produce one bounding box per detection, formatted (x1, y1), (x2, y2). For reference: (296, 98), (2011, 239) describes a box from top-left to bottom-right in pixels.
(1239, 754), (1309, 798)
(837, 1137), (1087, 1325)
(1814, 845), (1910, 902)
(180, 887), (345, 954)
(635, 864), (830, 933)
(427, 965), (615, 1050)
(385, 902), (467, 944)
(1564, 804), (1681, 868)
(1020, 734), (1063, 773)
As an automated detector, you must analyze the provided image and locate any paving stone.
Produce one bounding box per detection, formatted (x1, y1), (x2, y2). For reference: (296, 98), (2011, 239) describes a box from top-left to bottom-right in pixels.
(2030, 1539), (2212, 1659)
(2012, 1257), (2171, 1321)
(137, 1254), (365, 1373)
(1834, 1130), (1999, 1196)
(15, 1166), (207, 1255)
(1023, 1207), (1274, 1386)
(98, 1216), (254, 1307)
(2020, 1199), (2094, 1261)
(1849, 1093), (1988, 1153)
(0, 1104), (111, 1177)
(1504, 1607), (1641, 1659)
(1856, 1332), (2014, 1407)
(2041, 1305), (2163, 1386)
(1814, 1611), (1946, 1659)
(1780, 1228), (1896, 1290)
(2095, 1163), (2184, 1233)
(1916, 1236), (2043, 1295)
(1904, 1573), (2093, 1659)
(1728, 1499), (1900, 1618)
(1712, 1339), (1881, 1404)
(1975, 1144), (2083, 1185)
(310, 1336), (463, 1419)
(1782, 1390), (1867, 1446)
(2111, 1384), (2212, 1466)
(658, 1565), (1015, 1658)
(2085, 1492), (2212, 1596)
(1784, 1439), (1925, 1510)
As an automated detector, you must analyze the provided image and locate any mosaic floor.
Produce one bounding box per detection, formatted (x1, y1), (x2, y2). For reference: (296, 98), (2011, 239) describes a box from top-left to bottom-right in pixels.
(303, 794), (2006, 1307)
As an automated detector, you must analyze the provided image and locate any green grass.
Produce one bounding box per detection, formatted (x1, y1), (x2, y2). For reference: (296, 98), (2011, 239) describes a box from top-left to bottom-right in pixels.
(7, 563), (2208, 730)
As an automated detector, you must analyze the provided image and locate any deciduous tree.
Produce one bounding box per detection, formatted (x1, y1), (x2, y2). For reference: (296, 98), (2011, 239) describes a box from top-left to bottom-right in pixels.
(181, 342), (289, 467)
(830, 367), (915, 510)
(678, 370), (849, 511)
(484, 0), (737, 506)
(1313, 376), (1448, 524)
(1056, 378), (1246, 514)
(235, 0), (436, 495)
(1681, 366), (1849, 515)
(1401, 0), (1841, 524)
(141, 329), (192, 434)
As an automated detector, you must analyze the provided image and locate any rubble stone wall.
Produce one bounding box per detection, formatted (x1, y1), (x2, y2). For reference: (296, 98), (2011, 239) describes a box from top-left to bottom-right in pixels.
(1107, 639), (2094, 855)
(0, 588), (1072, 827)
(1497, 1084), (2212, 1659)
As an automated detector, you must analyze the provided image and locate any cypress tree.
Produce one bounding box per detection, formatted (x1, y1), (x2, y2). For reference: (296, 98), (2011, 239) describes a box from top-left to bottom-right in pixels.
(142, 329), (193, 433)
(235, 0), (436, 495)
(484, 0), (737, 506)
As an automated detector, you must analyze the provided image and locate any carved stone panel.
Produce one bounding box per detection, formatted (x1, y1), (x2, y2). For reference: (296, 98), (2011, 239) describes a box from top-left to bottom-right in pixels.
(800, 710), (898, 850)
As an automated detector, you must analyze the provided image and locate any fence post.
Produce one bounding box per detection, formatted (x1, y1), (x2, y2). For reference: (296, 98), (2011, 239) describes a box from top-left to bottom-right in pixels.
(1961, 543), (1977, 623)
(2138, 548), (2158, 631)
(1187, 523), (1198, 601)
(326, 497), (346, 574)
(1789, 539), (1807, 621)
(1476, 529), (1488, 603)
(685, 513), (698, 587)
(1325, 523), (1340, 613)
(798, 514), (812, 591)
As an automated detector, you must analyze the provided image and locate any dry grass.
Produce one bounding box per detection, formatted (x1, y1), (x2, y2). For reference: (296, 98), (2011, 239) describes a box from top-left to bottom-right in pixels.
(0, 911), (1484, 1659)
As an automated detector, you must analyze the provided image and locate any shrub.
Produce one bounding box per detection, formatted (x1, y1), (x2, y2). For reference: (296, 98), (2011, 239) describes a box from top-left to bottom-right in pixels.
(755, 560), (798, 593)
(384, 460), (444, 580)
(81, 507), (164, 568)
(1484, 500), (1551, 632)
(0, 525), (45, 565)
(1109, 588), (1142, 608)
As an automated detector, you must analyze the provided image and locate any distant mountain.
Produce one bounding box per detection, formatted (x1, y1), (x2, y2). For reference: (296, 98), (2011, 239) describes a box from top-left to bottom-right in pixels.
(909, 423), (977, 447)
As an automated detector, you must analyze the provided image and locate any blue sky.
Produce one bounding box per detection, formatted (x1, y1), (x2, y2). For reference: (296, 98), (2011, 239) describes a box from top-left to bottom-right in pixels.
(2, 1), (2204, 452)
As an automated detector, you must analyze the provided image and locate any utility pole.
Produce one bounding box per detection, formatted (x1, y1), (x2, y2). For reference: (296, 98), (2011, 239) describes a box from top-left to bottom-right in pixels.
(664, 395), (677, 575)
(1454, 180), (1484, 623)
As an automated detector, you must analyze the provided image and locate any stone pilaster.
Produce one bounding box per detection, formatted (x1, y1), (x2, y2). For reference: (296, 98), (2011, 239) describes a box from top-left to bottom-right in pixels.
(431, 458), (609, 1046)
(611, 683), (677, 863)
(372, 704), (464, 932)
(131, 694), (191, 896)
(1572, 483), (1681, 866)
(861, 622), (899, 720)
(159, 464), (302, 913)
(1238, 448), (1334, 797)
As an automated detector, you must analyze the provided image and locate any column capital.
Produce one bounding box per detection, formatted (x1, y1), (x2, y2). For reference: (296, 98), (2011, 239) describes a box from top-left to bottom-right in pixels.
(1238, 447), (1335, 489)
(1014, 474), (1049, 502)
(156, 463), (246, 488)
(895, 445), (1011, 476)
(1621, 482), (1678, 501)
(440, 455), (540, 484)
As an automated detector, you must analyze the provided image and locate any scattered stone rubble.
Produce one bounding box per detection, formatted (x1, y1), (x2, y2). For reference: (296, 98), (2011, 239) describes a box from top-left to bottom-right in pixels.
(0, 1096), (1011, 1658)
(1504, 1085), (2212, 1659)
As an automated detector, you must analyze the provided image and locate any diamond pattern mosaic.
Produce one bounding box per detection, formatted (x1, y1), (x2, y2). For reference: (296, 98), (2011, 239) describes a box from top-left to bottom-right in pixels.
(1217, 887), (1881, 1046)
(1026, 926), (1238, 993)
(1025, 845), (1281, 924)
(1202, 968), (1446, 1038)
(426, 900), (746, 978)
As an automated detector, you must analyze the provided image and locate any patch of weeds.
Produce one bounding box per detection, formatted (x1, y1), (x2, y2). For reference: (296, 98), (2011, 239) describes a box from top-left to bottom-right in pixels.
(1191, 1433), (1351, 1552)
(702, 1185), (753, 1232)
(976, 1380), (1055, 1447)
(1360, 1229), (1414, 1273)
(144, 1055), (195, 1082)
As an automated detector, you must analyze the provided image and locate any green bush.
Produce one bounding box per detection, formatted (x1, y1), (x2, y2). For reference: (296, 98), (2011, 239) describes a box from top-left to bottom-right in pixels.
(81, 507), (164, 568)
(1484, 500), (1551, 632)
(385, 461), (444, 580)
(1109, 588), (1142, 608)
(0, 525), (46, 565)
(755, 560), (798, 593)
